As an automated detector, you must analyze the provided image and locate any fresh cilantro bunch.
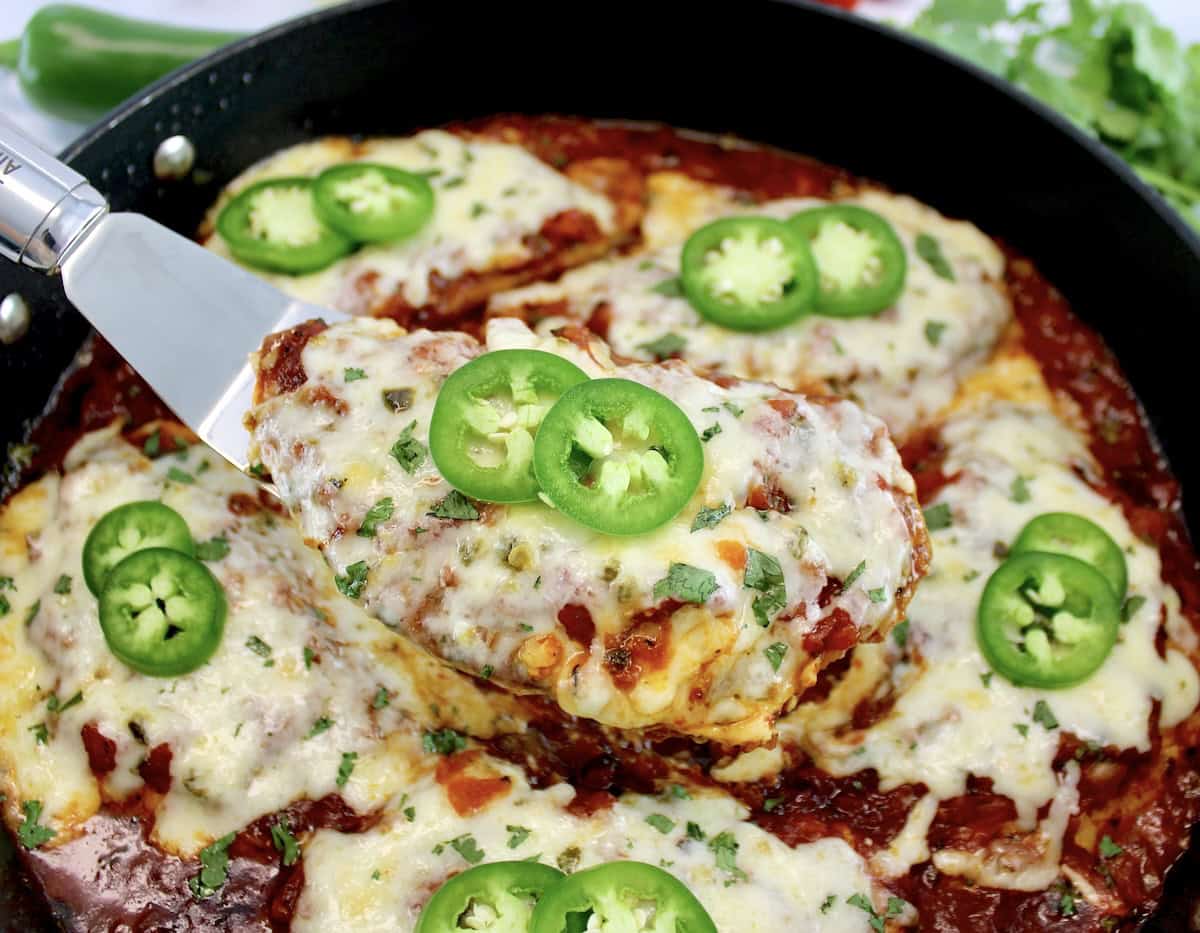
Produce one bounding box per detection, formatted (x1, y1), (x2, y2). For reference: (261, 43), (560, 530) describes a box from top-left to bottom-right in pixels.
(908, 0), (1200, 229)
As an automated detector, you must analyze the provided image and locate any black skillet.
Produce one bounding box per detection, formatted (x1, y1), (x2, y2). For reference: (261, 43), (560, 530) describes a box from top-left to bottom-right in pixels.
(1, 0), (1198, 928)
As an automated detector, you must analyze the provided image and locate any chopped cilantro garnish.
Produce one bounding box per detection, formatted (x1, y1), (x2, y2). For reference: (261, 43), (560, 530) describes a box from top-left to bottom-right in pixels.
(305, 716), (333, 739)
(507, 825), (532, 849)
(357, 497), (394, 538)
(916, 233), (955, 281)
(245, 635), (272, 660)
(842, 559), (867, 591)
(653, 563), (718, 605)
(24, 599), (40, 626)
(166, 466), (195, 485)
(445, 833), (484, 864)
(335, 561), (369, 599)
(47, 691), (82, 714)
(924, 320), (947, 346)
(303, 647), (315, 670)
(764, 642), (788, 672)
(428, 490), (479, 521)
(1014, 722), (1030, 738)
(708, 831), (746, 881)
(691, 503), (731, 532)
(390, 421), (427, 474)
(188, 832), (235, 899)
(820, 894), (837, 914)
(423, 729), (467, 756)
(336, 751), (357, 788)
(1122, 594), (1146, 622)
(1099, 835), (1124, 859)
(372, 686), (390, 709)
(723, 401), (744, 418)
(557, 846), (582, 874)
(700, 423), (723, 443)
(893, 618), (911, 649)
(762, 796), (784, 813)
(53, 574), (71, 595)
(686, 821), (706, 841)
(645, 813), (675, 834)
(847, 893), (885, 932)
(1011, 475), (1031, 503)
(638, 333), (686, 360)
(1032, 700), (1059, 730)
(28, 723), (48, 745)
(669, 784), (690, 800)
(744, 549), (787, 627)
(143, 431), (161, 457)
(923, 502), (953, 531)
(17, 800), (55, 849)
(270, 819), (300, 866)
(868, 586), (887, 603)
(649, 277), (684, 297)
(195, 536), (230, 561)
(344, 367), (367, 382)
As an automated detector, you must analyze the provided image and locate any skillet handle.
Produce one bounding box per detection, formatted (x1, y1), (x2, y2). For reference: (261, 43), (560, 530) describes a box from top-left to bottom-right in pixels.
(0, 118), (108, 273)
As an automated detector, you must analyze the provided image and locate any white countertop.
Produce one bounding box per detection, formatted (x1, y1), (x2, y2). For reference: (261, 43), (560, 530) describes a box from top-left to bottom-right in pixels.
(3, 0), (1199, 152)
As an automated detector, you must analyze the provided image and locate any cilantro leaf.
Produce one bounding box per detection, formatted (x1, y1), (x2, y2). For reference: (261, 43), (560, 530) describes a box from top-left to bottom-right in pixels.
(53, 574), (71, 595)
(645, 813), (675, 834)
(1099, 834), (1124, 859)
(428, 490), (480, 521)
(1011, 475), (1032, 503)
(924, 502), (953, 531)
(744, 549), (786, 627)
(336, 751), (358, 788)
(638, 333), (687, 360)
(270, 819), (300, 866)
(924, 320), (948, 346)
(17, 800), (55, 849)
(335, 561), (369, 599)
(653, 563), (719, 604)
(847, 893), (885, 932)
(916, 233), (956, 281)
(390, 421), (427, 474)
(893, 618), (911, 649)
(764, 642), (788, 671)
(447, 833), (484, 864)
(507, 825), (532, 849)
(195, 536), (231, 561)
(708, 831), (746, 881)
(691, 503), (732, 532)
(189, 832), (235, 899)
(423, 729), (467, 756)
(649, 277), (684, 298)
(344, 367), (367, 382)
(357, 497), (394, 538)
(1032, 699), (1059, 730)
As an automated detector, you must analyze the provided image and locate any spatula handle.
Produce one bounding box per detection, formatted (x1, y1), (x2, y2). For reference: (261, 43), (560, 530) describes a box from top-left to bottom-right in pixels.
(0, 118), (108, 273)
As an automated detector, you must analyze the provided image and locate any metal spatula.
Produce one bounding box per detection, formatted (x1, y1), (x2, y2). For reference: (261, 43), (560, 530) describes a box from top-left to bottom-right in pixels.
(0, 120), (347, 470)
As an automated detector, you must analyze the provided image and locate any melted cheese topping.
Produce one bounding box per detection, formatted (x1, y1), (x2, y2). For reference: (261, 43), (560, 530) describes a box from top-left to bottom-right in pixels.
(294, 760), (883, 933)
(203, 129), (615, 312)
(490, 180), (1010, 440)
(248, 317), (924, 743)
(0, 427), (521, 855)
(770, 393), (1200, 889)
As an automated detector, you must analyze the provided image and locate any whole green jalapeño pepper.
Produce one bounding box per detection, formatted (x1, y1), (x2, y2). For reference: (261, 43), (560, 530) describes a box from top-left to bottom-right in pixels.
(0, 5), (243, 120)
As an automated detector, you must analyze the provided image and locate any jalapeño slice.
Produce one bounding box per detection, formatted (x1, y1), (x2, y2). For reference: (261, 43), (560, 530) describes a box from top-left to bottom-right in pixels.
(216, 177), (355, 275)
(1011, 512), (1127, 599)
(978, 551), (1120, 689)
(533, 379), (703, 536)
(679, 216), (817, 331)
(312, 162), (435, 242)
(530, 861), (717, 933)
(98, 548), (226, 677)
(430, 350), (590, 503)
(82, 501), (195, 596)
(786, 205), (907, 317)
(415, 861), (565, 933)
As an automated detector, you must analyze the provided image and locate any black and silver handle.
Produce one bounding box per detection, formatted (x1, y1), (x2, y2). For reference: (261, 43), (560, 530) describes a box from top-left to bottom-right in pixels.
(0, 119), (108, 273)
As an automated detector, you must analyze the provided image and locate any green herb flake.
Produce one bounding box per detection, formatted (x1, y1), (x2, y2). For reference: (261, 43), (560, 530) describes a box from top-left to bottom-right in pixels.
(652, 563), (719, 605)
(28, 723), (48, 745)
(143, 431), (161, 457)
(335, 561), (369, 599)
(916, 233), (955, 281)
(723, 401), (744, 418)
(506, 825), (531, 849)
(248, 462), (267, 478)
(166, 466), (195, 485)
(245, 635), (272, 660)
(669, 784), (690, 800)
(820, 894), (837, 914)
(981, 670), (994, 688)
(480, 665), (494, 680)
(764, 641), (788, 672)
(23, 599), (39, 626)
(270, 819), (300, 866)
(700, 423), (723, 443)
(423, 728), (467, 756)
(708, 831), (746, 881)
(344, 367), (367, 382)
(638, 333), (686, 360)
(1014, 722), (1030, 738)
(428, 490), (480, 521)
(1011, 475), (1031, 503)
(53, 574), (71, 595)
(390, 421), (427, 474)
(886, 897), (909, 918)
(762, 796), (784, 813)
(686, 821), (705, 841)
(303, 647), (315, 670)
(1058, 887), (1077, 917)
(557, 846), (582, 874)
(691, 503), (731, 533)
(649, 277), (684, 298)
(645, 813), (675, 834)
(336, 751), (358, 788)
(17, 799), (55, 849)
(47, 691), (82, 715)
(868, 586), (887, 604)
(306, 716), (333, 739)
(373, 686), (390, 709)
(893, 618), (911, 649)
(744, 548), (786, 627)
(188, 832), (235, 899)
(357, 497), (395, 538)
(195, 536), (231, 562)
(847, 893), (885, 932)
(1099, 835), (1124, 859)
(1032, 700), (1059, 730)
(447, 833), (484, 864)
(923, 502), (953, 531)
(470, 202), (488, 219)
(842, 559), (867, 592)
(1122, 594), (1147, 623)
(924, 320), (948, 346)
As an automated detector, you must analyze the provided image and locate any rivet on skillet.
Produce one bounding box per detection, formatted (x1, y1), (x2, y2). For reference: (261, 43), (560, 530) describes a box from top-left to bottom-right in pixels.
(0, 293), (31, 344)
(153, 135), (196, 181)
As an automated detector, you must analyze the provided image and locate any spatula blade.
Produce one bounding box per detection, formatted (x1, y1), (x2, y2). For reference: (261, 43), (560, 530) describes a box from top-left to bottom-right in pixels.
(59, 212), (346, 470)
